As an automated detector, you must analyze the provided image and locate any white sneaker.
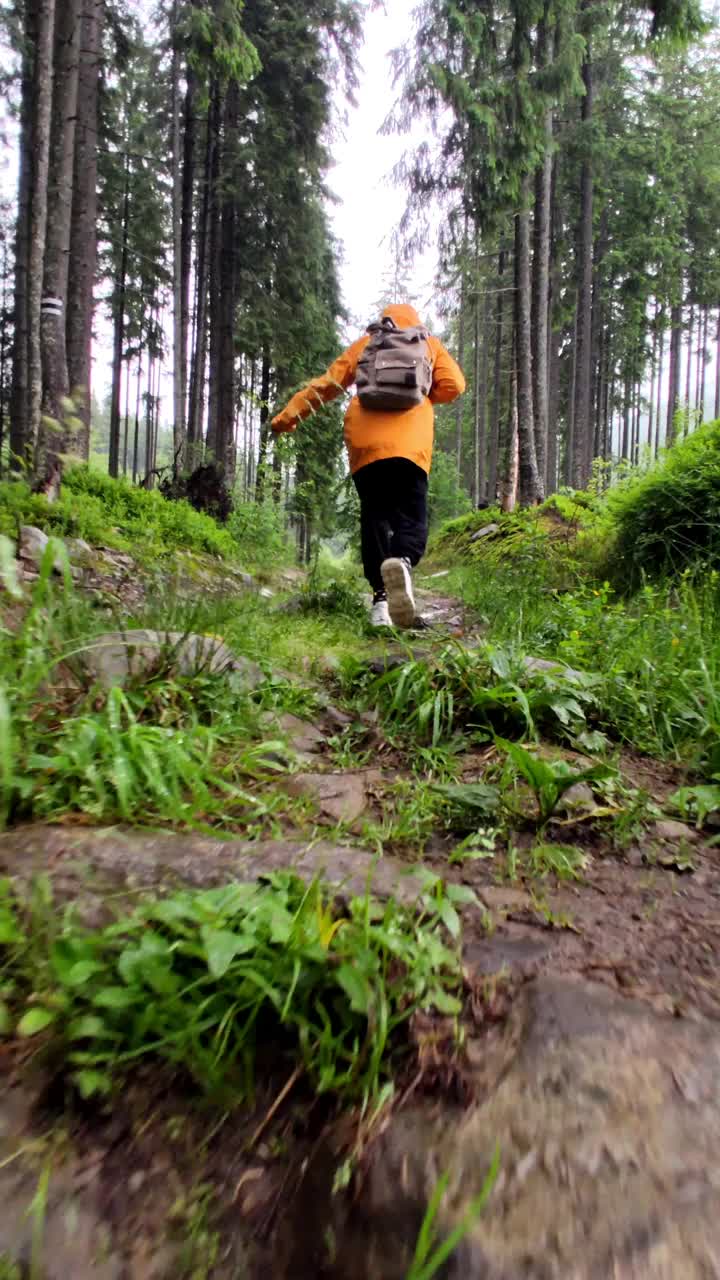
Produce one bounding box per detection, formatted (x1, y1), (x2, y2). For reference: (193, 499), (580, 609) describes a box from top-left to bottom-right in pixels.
(370, 597), (391, 627)
(381, 557), (416, 628)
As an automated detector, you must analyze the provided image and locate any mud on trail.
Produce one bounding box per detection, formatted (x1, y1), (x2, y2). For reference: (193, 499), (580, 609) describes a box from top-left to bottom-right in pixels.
(1, 581), (720, 1279)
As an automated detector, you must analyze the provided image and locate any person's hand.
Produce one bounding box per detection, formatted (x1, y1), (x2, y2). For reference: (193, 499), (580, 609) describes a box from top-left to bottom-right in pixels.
(271, 411), (297, 434)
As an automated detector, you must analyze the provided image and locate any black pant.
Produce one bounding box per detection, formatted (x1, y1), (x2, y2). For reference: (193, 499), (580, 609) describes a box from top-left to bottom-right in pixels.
(352, 457), (429, 595)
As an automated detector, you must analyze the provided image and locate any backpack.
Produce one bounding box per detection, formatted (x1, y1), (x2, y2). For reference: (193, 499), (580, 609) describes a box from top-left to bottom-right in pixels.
(355, 317), (433, 411)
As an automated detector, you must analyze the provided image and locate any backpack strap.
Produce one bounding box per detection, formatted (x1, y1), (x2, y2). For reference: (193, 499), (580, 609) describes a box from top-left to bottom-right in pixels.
(367, 316), (398, 335)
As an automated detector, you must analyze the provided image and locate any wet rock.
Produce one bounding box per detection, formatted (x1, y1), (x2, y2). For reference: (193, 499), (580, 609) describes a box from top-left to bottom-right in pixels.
(365, 648), (431, 676)
(260, 712), (326, 756)
(479, 885), (534, 913)
(653, 818), (700, 844)
(311, 976), (720, 1279)
(0, 1082), (123, 1279)
(523, 655), (586, 682)
(77, 629), (264, 689)
(66, 536), (94, 561)
(322, 704), (354, 731)
(465, 934), (551, 975)
(18, 523), (65, 570)
(469, 522), (500, 542)
(0, 824), (418, 905)
(18, 523), (49, 562)
(276, 567), (306, 589)
(558, 781), (595, 812)
(283, 770), (382, 825)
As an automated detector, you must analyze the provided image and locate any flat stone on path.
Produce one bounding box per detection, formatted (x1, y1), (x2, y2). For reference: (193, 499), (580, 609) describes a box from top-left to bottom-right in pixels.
(260, 711), (327, 756)
(283, 769), (382, 824)
(303, 975), (720, 1279)
(75, 629), (264, 689)
(0, 823), (414, 905)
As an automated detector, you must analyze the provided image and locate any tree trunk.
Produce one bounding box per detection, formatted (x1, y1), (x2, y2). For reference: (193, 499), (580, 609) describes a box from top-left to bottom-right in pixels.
(132, 355), (141, 483)
(180, 59), (196, 458)
(9, 0), (37, 467)
(25, 0), (56, 467)
(683, 305), (693, 432)
(655, 316), (665, 454)
(593, 304), (605, 462)
(565, 305), (578, 484)
(531, 21), (552, 488)
(215, 83), (239, 477)
(108, 155), (130, 477)
(571, 51), (594, 488)
(122, 359), (130, 475)
(632, 376), (640, 463)
(501, 350), (519, 514)
(66, 0), (102, 461)
(0, 241), (10, 471)
(255, 350), (271, 500)
(488, 250), (505, 506)
(715, 310), (720, 420)
(455, 257), (467, 478)
(666, 302), (682, 444)
(187, 90), (216, 456)
(621, 376), (631, 460)
(474, 285), (490, 504)
(589, 209), (607, 475)
(647, 304), (658, 453)
(37, 0), (82, 482)
(171, 0), (184, 455)
(547, 324), (560, 492)
(546, 152), (561, 493)
(205, 85), (223, 460)
(515, 183), (543, 506)
(696, 306), (707, 422)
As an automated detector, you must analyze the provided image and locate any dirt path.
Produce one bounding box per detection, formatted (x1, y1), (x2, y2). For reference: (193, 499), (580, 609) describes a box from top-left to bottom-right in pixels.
(1, 582), (719, 1278)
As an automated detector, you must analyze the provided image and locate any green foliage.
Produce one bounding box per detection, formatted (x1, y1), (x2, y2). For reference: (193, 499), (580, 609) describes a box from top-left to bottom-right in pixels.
(670, 780), (720, 827)
(532, 576), (720, 767)
(439, 539), (720, 768)
(19, 686), (286, 827)
(362, 642), (599, 748)
(296, 576), (368, 623)
(495, 738), (614, 826)
(429, 502), (593, 598)
(601, 421), (720, 586)
(226, 498), (290, 570)
(0, 541), (289, 829)
(0, 468), (241, 561)
(427, 450), (473, 529)
(0, 871), (464, 1107)
(528, 842), (588, 880)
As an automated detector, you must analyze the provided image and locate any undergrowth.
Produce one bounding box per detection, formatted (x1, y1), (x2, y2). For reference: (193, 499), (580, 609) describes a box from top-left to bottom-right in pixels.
(436, 559), (720, 771)
(0, 538), (304, 830)
(601, 419), (720, 586)
(351, 641), (601, 751)
(0, 466), (289, 566)
(0, 870), (466, 1107)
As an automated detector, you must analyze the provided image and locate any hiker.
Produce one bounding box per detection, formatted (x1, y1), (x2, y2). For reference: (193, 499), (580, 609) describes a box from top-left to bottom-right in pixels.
(271, 303), (466, 627)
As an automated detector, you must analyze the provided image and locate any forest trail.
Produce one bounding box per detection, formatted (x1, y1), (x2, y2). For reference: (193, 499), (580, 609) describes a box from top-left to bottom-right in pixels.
(1, 566), (720, 1279)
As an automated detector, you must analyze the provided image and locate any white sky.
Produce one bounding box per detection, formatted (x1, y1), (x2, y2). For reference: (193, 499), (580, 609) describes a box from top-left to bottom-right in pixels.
(327, 0), (439, 339)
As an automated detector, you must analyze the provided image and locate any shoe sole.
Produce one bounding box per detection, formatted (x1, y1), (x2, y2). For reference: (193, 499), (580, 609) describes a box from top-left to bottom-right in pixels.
(381, 558), (416, 628)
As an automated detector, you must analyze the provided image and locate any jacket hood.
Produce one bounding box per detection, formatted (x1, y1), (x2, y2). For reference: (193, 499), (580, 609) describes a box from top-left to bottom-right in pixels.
(381, 303), (423, 328)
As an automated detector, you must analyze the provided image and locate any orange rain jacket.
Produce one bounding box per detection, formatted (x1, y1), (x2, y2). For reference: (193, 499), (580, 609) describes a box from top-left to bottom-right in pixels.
(271, 303), (466, 475)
